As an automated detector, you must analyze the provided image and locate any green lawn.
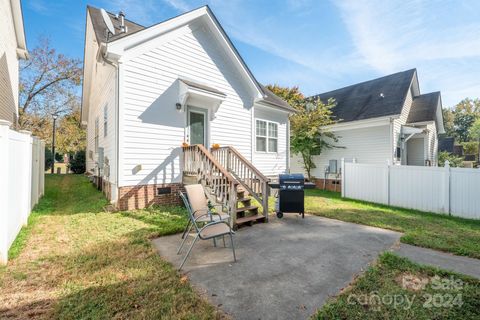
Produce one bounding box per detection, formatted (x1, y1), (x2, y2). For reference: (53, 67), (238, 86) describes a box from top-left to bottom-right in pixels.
(0, 175), (218, 319)
(317, 253), (480, 319)
(300, 189), (480, 259)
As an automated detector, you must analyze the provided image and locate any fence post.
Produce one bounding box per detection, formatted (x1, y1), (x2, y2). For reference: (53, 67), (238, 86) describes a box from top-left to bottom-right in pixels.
(386, 159), (391, 206)
(0, 120), (11, 264)
(341, 158), (345, 197)
(444, 160), (451, 215)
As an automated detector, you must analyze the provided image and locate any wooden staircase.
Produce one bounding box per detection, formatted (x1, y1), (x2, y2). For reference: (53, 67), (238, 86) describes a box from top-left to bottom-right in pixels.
(182, 145), (269, 227)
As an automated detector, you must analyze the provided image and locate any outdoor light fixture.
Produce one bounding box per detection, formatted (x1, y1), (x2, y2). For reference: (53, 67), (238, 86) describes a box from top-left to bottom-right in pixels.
(175, 102), (182, 110)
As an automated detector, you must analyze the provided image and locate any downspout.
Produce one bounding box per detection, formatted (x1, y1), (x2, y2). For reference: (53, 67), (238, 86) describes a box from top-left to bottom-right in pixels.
(102, 45), (120, 206)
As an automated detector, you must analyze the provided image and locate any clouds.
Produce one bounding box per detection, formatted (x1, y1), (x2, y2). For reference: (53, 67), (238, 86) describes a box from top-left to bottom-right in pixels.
(334, 0), (480, 105)
(97, 0), (480, 105)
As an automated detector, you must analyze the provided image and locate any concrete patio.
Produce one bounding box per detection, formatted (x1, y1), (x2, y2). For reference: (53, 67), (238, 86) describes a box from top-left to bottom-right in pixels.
(152, 214), (401, 319)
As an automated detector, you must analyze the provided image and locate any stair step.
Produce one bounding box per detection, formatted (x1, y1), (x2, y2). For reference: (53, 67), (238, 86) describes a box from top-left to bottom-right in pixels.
(237, 197), (251, 203)
(236, 214), (265, 225)
(236, 205), (258, 213)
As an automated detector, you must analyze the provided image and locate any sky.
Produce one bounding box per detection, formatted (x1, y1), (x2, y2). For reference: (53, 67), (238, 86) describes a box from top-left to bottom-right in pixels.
(22, 0), (480, 107)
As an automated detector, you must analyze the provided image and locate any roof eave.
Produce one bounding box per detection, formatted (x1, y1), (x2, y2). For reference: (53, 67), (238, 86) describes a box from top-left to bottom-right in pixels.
(255, 100), (296, 113)
(10, 0), (28, 59)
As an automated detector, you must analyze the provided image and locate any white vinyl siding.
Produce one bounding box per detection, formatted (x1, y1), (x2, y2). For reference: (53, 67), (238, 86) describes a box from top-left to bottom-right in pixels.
(291, 125), (391, 177)
(84, 14), (117, 202)
(0, 0), (20, 124)
(119, 25), (258, 186)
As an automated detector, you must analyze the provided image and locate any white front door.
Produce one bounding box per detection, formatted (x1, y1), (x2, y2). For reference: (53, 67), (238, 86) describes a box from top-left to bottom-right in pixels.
(187, 108), (208, 146)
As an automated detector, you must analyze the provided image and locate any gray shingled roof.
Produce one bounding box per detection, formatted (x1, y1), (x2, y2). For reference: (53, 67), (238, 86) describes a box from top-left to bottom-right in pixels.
(438, 136), (454, 153)
(88, 6), (144, 43)
(259, 84), (296, 112)
(312, 69), (416, 122)
(407, 92), (440, 123)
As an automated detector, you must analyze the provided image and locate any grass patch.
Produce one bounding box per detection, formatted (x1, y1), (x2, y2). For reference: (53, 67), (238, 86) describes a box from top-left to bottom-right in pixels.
(316, 253), (480, 319)
(300, 189), (480, 259)
(0, 175), (218, 319)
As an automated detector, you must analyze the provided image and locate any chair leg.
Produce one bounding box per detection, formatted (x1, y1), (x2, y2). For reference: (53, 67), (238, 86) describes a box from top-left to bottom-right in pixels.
(229, 233), (236, 262)
(222, 235), (226, 247)
(181, 219), (191, 239)
(213, 237), (217, 247)
(177, 223), (194, 254)
(179, 235), (199, 270)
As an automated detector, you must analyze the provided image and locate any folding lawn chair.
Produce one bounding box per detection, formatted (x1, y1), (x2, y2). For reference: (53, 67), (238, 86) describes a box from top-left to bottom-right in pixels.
(178, 191), (236, 270)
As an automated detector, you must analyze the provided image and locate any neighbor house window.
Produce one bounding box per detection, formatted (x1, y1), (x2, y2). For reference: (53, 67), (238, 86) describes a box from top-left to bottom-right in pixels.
(103, 105), (108, 137)
(256, 119), (278, 152)
(94, 117), (99, 152)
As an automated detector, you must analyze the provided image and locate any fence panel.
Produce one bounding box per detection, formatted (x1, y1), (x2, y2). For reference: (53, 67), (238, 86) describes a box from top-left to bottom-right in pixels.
(450, 168), (480, 219)
(342, 161), (480, 220)
(343, 162), (389, 205)
(0, 121), (44, 264)
(389, 165), (446, 214)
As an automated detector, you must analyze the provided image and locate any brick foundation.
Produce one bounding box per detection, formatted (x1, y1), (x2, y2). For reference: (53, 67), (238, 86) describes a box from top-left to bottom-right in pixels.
(314, 178), (341, 192)
(117, 183), (184, 211)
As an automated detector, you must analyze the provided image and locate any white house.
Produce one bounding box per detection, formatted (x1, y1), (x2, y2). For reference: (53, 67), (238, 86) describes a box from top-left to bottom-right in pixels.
(292, 69), (445, 185)
(81, 6), (294, 217)
(0, 0), (28, 125)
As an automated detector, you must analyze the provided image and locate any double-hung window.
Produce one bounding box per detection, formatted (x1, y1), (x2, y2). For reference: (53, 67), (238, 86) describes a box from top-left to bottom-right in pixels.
(256, 119), (278, 152)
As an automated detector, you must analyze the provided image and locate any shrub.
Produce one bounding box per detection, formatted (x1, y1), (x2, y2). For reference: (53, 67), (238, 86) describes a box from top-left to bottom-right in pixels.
(45, 148), (54, 171)
(438, 151), (464, 167)
(68, 150), (86, 174)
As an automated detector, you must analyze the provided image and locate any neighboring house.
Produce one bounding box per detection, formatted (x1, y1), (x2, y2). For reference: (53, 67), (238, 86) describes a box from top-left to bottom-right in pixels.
(292, 69), (445, 181)
(0, 0), (28, 126)
(81, 6), (294, 213)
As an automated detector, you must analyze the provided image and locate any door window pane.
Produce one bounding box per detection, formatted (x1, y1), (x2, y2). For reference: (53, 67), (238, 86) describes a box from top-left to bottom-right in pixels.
(190, 112), (205, 145)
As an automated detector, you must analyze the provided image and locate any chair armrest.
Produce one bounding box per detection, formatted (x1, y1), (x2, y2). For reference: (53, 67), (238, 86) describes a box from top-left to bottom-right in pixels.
(199, 220), (234, 235)
(193, 212), (211, 222)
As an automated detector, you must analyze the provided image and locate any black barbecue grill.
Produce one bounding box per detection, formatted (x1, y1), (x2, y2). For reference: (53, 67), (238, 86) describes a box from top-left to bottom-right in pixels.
(269, 174), (315, 219)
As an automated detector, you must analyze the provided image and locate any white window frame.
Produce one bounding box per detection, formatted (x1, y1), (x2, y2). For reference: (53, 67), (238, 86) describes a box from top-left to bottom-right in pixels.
(255, 119), (279, 153)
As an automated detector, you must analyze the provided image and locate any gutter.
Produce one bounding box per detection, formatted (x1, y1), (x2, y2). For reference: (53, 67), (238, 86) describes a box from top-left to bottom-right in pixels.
(102, 47), (121, 206)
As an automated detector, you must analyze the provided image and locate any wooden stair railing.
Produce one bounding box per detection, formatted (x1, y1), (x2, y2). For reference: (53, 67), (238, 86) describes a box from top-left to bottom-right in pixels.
(183, 145), (239, 225)
(211, 146), (270, 221)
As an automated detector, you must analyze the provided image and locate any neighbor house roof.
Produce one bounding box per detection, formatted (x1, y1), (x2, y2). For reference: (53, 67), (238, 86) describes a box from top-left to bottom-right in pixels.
(312, 69), (417, 122)
(407, 92), (441, 123)
(438, 136), (455, 153)
(87, 6), (145, 43)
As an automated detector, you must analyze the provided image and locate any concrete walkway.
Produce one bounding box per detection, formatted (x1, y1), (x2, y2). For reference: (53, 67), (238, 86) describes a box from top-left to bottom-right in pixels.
(153, 214), (401, 320)
(393, 243), (480, 279)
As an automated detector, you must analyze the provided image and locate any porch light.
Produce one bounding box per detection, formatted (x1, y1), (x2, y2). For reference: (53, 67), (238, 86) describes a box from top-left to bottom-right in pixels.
(176, 102), (182, 110)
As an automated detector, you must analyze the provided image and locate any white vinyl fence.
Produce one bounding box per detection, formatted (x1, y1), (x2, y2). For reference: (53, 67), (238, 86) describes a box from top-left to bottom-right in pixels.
(0, 120), (45, 264)
(341, 159), (480, 220)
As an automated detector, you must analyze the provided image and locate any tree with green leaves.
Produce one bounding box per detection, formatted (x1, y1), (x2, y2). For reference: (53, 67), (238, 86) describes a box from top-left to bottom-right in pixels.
(446, 98), (480, 142)
(267, 85), (339, 179)
(469, 118), (480, 162)
(19, 37), (82, 131)
(438, 151), (464, 168)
